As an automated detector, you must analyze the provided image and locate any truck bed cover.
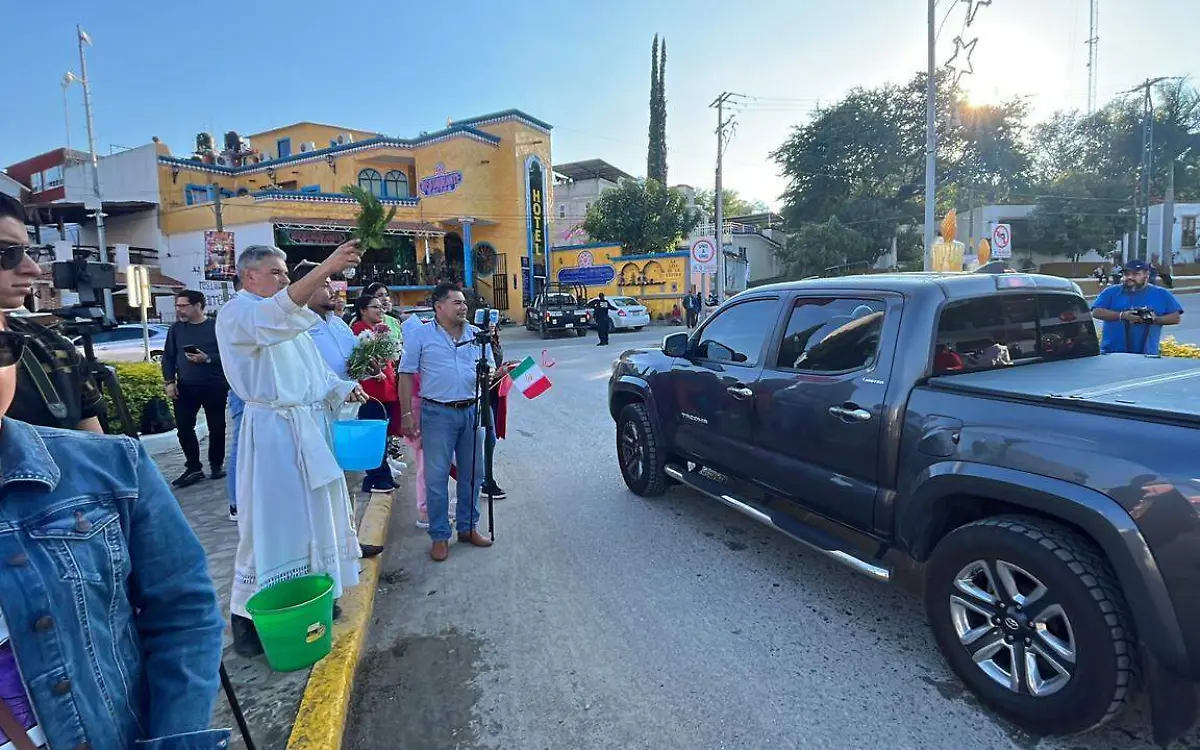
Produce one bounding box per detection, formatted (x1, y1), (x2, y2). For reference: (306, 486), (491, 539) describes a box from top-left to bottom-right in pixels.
(927, 353), (1200, 425)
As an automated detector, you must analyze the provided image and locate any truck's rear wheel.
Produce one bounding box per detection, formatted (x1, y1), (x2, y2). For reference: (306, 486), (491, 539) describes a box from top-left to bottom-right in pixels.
(616, 402), (667, 497)
(924, 515), (1136, 736)
(576, 328), (586, 337)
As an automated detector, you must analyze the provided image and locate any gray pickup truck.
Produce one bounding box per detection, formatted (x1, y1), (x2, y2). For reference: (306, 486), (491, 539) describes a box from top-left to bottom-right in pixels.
(608, 271), (1199, 743)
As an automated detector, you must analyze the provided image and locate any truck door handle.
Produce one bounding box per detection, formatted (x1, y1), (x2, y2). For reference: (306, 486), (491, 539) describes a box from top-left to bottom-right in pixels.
(829, 405), (871, 422)
(727, 386), (754, 399)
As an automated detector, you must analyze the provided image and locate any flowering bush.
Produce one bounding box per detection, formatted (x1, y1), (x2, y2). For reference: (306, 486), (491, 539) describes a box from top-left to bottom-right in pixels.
(347, 329), (401, 380)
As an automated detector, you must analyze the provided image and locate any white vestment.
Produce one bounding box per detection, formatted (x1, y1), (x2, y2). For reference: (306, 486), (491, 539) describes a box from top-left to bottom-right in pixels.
(216, 289), (361, 618)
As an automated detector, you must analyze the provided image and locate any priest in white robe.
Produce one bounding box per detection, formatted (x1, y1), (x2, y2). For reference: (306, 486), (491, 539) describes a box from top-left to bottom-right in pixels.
(216, 241), (367, 657)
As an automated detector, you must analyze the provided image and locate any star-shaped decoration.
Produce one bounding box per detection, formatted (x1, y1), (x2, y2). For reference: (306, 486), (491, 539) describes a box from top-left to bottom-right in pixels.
(963, 0), (993, 26)
(945, 35), (978, 85)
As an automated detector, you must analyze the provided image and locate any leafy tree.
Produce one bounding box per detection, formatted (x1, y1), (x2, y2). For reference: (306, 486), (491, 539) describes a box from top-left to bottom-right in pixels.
(1025, 172), (1133, 270)
(647, 36), (668, 184)
(695, 188), (770, 218)
(582, 179), (699, 255)
(772, 71), (1032, 254)
(776, 217), (877, 278)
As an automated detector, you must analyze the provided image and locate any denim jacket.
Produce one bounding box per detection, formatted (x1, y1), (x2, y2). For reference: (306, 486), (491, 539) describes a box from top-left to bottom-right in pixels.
(0, 418), (230, 750)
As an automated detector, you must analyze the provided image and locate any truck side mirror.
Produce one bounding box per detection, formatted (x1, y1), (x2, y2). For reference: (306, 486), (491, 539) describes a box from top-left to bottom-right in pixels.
(662, 332), (689, 358)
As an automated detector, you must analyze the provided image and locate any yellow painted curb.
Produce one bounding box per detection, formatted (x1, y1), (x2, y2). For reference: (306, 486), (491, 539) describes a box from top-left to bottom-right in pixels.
(287, 491), (394, 750)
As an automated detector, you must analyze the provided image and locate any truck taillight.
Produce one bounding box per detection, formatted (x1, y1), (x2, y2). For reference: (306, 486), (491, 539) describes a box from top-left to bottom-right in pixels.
(544, 312), (551, 321)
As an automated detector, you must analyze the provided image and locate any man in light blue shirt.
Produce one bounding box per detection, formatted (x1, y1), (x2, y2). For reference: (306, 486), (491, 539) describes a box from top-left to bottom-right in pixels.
(398, 283), (507, 561)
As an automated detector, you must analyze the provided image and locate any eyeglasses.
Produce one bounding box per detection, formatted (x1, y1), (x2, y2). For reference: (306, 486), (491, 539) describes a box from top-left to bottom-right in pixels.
(0, 245), (52, 271)
(0, 332), (25, 367)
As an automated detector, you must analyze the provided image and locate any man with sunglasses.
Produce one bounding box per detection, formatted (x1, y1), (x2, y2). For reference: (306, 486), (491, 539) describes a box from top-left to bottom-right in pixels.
(0, 309), (230, 748)
(0, 194), (105, 433)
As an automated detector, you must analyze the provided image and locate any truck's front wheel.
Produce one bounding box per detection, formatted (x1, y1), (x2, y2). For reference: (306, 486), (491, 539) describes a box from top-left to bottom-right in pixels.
(616, 402), (667, 497)
(924, 515), (1136, 736)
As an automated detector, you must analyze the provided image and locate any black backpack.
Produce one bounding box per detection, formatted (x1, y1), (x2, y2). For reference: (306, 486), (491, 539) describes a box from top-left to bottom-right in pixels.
(139, 396), (177, 435)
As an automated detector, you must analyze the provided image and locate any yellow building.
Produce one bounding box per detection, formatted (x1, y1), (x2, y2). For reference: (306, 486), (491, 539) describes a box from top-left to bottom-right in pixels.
(550, 243), (690, 319)
(155, 110), (555, 319)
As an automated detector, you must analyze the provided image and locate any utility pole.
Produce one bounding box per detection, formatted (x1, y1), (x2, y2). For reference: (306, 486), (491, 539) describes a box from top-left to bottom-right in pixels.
(211, 183), (224, 231)
(1162, 158), (1175, 273)
(1122, 76), (1178, 261)
(77, 25), (114, 319)
(711, 92), (742, 304)
(1085, 0), (1099, 114)
(923, 0), (937, 271)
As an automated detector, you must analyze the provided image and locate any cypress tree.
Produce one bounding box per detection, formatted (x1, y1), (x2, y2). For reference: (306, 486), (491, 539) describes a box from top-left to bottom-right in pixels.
(655, 38), (668, 184)
(647, 35), (662, 182)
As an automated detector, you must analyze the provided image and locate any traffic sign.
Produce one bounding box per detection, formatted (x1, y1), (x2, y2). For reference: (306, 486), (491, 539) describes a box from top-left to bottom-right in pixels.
(691, 237), (717, 273)
(991, 223), (1012, 259)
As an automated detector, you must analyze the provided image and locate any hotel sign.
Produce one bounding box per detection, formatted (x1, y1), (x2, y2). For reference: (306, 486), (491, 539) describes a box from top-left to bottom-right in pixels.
(525, 156), (550, 303)
(419, 163), (463, 197)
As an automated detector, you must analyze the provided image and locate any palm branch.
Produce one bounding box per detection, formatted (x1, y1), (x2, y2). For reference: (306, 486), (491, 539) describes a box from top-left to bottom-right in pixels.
(343, 185), (398, 250)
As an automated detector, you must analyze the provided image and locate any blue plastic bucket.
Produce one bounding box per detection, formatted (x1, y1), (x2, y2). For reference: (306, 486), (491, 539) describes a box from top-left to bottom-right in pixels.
(331, 414), (388, 471)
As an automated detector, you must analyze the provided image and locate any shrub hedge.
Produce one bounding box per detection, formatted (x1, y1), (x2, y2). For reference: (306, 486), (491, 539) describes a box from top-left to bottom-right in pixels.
(102, 362), (165, 434)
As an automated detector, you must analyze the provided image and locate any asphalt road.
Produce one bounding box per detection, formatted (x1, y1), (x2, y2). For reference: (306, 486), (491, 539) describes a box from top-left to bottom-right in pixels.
(346, 324), (1193, 750)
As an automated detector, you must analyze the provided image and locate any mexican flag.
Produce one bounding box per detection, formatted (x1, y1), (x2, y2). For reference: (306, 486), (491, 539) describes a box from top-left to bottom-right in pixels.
(509, 356), (551, 399)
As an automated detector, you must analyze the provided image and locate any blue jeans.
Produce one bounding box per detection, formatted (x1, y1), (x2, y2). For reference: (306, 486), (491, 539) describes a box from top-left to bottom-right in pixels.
(227, 392), (244, 510)
(421, 401), (483, 541)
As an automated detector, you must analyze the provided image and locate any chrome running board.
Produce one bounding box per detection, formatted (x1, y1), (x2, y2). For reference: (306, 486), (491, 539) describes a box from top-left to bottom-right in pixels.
(665, 464), (891, 583)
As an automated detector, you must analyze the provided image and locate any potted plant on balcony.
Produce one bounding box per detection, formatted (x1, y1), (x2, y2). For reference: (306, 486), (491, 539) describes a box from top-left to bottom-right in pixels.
(343, 185), (397, 279)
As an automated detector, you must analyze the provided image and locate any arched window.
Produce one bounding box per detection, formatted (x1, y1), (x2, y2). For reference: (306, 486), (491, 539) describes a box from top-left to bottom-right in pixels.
(357, 168), (383, 197)
(383, 170), (409, 199)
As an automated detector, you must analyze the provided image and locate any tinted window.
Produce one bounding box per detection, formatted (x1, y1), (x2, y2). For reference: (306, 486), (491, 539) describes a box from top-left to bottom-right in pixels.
(934, 294), (1099, 374)
(775, 298), (886, 372)
(694, 299), (778, 366)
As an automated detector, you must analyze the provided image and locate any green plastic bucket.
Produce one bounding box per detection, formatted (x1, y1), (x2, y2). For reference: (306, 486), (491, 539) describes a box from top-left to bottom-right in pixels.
(245, 573), (335, 672)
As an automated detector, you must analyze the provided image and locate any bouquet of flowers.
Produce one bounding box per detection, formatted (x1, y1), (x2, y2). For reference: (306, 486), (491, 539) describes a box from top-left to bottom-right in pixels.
(346, 324), (401, 380)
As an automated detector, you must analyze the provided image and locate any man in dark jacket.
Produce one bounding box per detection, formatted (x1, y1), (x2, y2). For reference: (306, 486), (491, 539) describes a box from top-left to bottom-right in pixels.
(162, 290), (228, 487)
(590, 292), (616, 346)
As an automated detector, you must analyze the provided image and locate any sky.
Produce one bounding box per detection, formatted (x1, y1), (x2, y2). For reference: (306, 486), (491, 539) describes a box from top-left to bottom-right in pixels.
(1, 0), (1194, 210)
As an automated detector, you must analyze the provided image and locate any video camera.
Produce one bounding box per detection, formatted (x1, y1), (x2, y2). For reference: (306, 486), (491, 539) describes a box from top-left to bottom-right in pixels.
(49, 257), (119, 338)
(1128, 306), (1156, 324)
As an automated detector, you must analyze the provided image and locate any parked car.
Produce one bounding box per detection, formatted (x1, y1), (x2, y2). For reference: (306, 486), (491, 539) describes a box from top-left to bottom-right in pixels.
(73, 323), (170, 362)
(609, 271), (1200, 743)
(525, 283), (589, 338)
(587, 296), (650, 331)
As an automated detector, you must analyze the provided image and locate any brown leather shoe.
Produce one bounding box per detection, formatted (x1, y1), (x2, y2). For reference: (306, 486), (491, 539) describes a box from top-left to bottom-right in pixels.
(430, 540), (449, 562)
(457, 529), (493, 547)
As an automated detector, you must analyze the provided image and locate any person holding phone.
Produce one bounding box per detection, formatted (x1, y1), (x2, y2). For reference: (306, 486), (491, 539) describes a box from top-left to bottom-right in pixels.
(162, 290), (229, 488)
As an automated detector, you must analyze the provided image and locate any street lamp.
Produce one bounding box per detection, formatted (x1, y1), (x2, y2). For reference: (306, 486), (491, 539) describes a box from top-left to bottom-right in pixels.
(73, 25), (115, 319)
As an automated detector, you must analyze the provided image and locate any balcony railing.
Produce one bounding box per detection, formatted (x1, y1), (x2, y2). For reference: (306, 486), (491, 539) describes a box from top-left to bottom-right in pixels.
(351, 263), (462, 288)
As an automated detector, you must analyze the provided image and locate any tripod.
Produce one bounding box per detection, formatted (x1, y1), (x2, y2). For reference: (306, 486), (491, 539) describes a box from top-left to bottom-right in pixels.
(471, 337), (499, 541)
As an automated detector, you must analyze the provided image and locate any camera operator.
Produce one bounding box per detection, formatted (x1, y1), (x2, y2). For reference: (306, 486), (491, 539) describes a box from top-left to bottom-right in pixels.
(1091, 259), (1184, 355)
(0, 193), (105, 432)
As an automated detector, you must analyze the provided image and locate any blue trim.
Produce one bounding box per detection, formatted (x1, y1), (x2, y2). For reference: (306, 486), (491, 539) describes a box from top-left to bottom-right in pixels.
(300, 184), (321, 193)
(450, 109), (553, 132)
(159, 123), (504, 176)
(551, 242), (623, 253)
(252, 189), (420, 207)
(184, 183), (211, 206)
(619, 251), (689, 261)
(276, 137), (292, 159)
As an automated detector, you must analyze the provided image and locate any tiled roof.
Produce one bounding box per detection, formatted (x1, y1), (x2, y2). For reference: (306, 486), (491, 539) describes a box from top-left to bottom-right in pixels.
(448, 109), (553, 134)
